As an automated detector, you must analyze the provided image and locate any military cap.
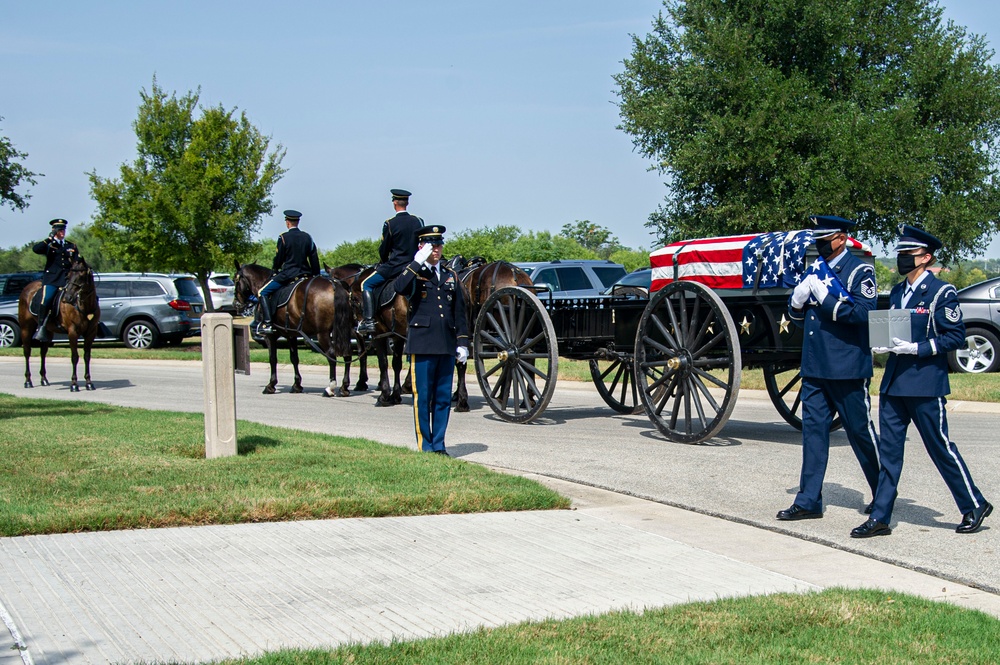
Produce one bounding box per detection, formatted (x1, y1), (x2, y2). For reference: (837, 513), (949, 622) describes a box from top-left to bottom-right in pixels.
(49, 218), (68, 230)
(809, 215), (855, 239)
(283, 209), (302, 220)
(417, 224), (446, 245)
(390, 188), (411, 200)
(895, 224), (942, 253)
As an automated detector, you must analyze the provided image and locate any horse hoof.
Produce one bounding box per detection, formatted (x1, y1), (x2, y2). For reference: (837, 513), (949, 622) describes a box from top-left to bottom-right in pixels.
(455, 404), (470, 413)
(338, 388), (350, 397)
(86, 383), (96, 391)
(375, 399), (392, 407)
(40, 378), (50, 387)
(262, 386), (276, 395)
(70, 384), (79, 393)
(24, 381), (32, 389)
(354, 383), (368, 392)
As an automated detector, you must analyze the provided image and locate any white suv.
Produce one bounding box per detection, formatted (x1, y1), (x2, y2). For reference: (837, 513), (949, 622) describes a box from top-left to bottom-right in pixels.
(200, 273), (236, 312)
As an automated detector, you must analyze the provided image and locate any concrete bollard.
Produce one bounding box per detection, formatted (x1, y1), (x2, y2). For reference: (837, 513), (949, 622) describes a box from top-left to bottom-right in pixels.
(201, 313), (237, 458)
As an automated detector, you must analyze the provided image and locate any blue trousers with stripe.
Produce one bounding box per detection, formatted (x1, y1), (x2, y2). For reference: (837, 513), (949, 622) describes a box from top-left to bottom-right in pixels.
(795, 377), (881, 513)
(871, 394), (986, 524)
(410, 354), (456, 452)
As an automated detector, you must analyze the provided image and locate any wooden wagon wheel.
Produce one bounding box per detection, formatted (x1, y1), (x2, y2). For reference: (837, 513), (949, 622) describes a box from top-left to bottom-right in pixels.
(589, 350), (644, 414)
(633, 281), (742, 443)
(473, 286), (558, 423)
(762, 361), (843, 433)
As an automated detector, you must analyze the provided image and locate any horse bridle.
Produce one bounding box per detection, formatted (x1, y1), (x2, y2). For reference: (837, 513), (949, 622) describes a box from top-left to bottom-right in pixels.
(62, 263), (95, 312)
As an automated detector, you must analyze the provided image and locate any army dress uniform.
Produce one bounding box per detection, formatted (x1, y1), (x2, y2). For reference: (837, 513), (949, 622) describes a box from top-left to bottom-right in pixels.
(31, 218), (81, 342)
(394, 225), (469, 454)
(862, 225), (991, 536)
(782, 216), (881, 518)
(257, 210), (320, 331)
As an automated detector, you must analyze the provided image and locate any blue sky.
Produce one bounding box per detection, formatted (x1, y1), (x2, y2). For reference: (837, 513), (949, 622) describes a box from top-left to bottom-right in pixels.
(3, 1), (999, 257)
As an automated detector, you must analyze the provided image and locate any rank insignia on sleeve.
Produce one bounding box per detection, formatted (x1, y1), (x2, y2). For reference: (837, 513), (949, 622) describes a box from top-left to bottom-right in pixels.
(860, 279), (876, 299)
(945, 305), (961, 322)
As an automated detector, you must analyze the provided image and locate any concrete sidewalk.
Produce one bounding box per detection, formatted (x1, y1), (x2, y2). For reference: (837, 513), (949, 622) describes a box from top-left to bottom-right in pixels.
(2, 477), (999, 665)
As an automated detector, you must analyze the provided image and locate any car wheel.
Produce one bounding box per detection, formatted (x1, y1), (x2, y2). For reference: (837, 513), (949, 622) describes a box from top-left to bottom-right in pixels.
(948, 328), (1000, 374)
(0, 320), (21, 348)
(123, 320), (160, 350)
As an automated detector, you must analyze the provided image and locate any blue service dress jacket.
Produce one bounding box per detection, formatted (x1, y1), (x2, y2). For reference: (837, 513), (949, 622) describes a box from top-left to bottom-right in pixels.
(788, 251), (878, 379)
(879, 275), (965, 397)
(32, 238), (80, 287)
(377, 212), (423, 278)
(395, 260), (470, 355)
(272, 227), (320, 283)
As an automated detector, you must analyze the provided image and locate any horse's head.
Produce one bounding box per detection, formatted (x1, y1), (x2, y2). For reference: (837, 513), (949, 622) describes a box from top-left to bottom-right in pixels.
(232, 262), (271, 316)
(63, 256), (95, 302)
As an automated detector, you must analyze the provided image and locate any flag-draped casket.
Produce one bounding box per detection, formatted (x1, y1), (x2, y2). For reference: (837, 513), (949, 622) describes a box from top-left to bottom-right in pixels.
(649, 230), (870, 294)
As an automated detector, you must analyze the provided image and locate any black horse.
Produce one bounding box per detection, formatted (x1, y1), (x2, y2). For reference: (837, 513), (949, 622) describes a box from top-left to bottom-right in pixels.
(19, 256), (101, 391)
(233, 262), (354, 396)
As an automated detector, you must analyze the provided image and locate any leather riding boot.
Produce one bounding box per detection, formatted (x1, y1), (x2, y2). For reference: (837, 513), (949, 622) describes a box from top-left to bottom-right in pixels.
(256, 298), (274, 335)
(33, 302), (52, 343)
(358, 290), (376, 334)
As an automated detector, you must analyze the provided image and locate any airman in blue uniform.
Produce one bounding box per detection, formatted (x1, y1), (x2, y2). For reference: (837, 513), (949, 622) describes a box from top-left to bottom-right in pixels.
(777, 215), (881, 522)
(852, 225), (992, 537)
(256, 210), (320, 334)
(32, 218), (82, 342)
(358, 188), (423, 334)
(394, 225), (469, 455)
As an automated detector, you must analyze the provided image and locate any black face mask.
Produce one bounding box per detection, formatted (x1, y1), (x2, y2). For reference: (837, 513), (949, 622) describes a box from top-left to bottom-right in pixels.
(897, 253), (921, 276)
(816, 238), (835, 259)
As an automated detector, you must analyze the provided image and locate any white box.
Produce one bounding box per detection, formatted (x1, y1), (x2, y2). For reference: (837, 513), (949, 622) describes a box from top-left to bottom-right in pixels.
(868, 309), (911, 348)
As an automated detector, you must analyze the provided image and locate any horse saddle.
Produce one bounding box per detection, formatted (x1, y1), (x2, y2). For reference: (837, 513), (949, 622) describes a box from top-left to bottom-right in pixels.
(29, 287), (65, 321)
(266, 275), (311, 311)
(372, 278), (398, 311)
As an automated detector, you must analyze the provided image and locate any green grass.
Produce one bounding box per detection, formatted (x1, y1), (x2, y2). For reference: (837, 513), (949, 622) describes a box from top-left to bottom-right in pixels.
(183, 589), (1000, 665)
(0, 393), (568, 537)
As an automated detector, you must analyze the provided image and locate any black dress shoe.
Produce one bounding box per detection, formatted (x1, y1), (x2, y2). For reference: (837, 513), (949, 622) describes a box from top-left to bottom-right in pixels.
(776, 504), (822, 521)
(850, 518), (891, 538)
(864, 501), (874, 515)
(433, 449), (450, 457)
(956, 501), (993, 534)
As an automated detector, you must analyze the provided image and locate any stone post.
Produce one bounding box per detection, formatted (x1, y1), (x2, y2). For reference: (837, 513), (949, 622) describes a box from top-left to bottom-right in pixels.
(201, 313), (237, 458)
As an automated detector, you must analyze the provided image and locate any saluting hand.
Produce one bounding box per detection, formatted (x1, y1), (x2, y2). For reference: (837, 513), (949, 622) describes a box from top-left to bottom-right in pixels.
(414, 243), (433, 264)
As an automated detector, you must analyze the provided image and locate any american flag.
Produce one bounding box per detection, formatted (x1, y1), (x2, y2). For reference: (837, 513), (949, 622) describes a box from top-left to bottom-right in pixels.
(649, 230), (868, 293)
(802, 256), (853, 306)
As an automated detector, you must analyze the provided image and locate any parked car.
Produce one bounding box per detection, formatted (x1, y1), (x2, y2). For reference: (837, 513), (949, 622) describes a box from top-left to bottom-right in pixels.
(0, 300), (20, 347)
(949, 276), (1000, 374)
(199, 272), (236, 312)
(95, 273), (205, 348)
(514, 260), (627, 298)
(602, 268), (652, 297)
(0, 271), (43, 304)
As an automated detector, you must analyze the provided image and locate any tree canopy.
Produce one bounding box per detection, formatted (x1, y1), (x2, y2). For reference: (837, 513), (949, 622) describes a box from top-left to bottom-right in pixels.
(88, 79), (285, 310)
(0, 117), (40, 212)
(615, 0), (1000, 262)
(560, 220), (624, 259)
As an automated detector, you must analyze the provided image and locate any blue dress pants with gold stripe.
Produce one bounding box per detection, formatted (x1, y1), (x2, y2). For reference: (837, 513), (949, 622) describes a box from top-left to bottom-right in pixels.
(40, 284), (57, 308)
(795, 377), (880, 513)
(872, 394), (986, 524)
(411, 353), (456, 452)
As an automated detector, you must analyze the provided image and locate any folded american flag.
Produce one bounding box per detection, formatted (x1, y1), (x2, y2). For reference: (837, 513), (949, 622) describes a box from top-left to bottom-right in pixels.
(649, 230), (867, 293)
(803, 256), (853, 306)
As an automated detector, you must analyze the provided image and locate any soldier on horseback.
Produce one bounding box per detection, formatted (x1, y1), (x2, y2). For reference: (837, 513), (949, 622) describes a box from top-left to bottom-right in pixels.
(31, 218), (82, 343)
(256, 209), (320, 335)
(357, 188), (423, 334)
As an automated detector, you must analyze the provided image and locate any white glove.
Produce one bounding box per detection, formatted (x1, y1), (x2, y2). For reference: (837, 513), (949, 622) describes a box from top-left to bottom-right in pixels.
(888, 337), (918, 355)
(790, 276), (812, 309)
(808, 275), (830, 303)
(414, 243), (433, 264)
(872, 346), (892, 355)
(456, 346), (468, 364)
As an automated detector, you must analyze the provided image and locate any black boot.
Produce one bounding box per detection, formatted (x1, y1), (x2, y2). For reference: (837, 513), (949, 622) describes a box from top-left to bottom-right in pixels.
(256, 298), (274, 335)
(357, 290), (376, 334)
(33, 302), (52, 343)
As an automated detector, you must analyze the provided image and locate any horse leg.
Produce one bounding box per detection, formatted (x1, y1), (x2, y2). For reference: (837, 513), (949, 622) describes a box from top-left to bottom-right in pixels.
(263, 337), (278, 394)
(289, 337), (303, 393)
(355, 352), (369, 391)
(339, 353), (353, 396)
(453, 360), (470, 412)
(375, 340), (393, 406)
(22, 339), (33, 388)
(391, 344), (404, 404)
(39, 343), (49, 387)
(84, 337), (95, 390)
(69, 336), (80, 392)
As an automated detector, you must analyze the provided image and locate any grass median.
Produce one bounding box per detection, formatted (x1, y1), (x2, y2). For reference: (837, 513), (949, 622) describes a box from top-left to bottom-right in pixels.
(0, 393), (569, 537)
(191, 589), (999, 665)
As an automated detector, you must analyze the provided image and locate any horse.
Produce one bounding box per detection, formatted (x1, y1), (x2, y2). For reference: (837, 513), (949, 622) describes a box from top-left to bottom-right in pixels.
(19, 255), (101, 392)
(449, 259), (533, 412)
(232, 262), (354, 396)
(348, 266), (411, 407)
(324, 262), (371, 393)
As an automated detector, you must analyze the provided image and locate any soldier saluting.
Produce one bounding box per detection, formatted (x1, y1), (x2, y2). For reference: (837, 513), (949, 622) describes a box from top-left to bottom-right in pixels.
(31, 218), (81, 343)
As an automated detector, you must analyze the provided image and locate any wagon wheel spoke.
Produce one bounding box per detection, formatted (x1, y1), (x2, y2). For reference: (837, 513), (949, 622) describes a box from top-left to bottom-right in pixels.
(762, 362), (842, 433)
(590, 351), (644, 415)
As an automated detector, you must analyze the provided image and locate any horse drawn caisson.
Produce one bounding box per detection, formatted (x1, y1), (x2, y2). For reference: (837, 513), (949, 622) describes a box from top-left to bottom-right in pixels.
(467, 230), (877, 443)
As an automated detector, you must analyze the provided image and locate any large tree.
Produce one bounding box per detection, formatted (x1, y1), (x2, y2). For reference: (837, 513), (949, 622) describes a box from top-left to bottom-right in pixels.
(615, 0), (1000, 261)
(0, 117), (40, 211)
(89, 80), (285, 310)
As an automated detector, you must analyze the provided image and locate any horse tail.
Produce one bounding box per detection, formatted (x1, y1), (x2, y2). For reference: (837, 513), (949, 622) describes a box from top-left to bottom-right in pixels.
(331, 283), (352, 358)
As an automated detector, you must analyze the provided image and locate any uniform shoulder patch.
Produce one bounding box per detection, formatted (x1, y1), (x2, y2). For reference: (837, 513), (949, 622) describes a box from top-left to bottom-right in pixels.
(860, 278), (876, 299)
(945, 305), (961, 322)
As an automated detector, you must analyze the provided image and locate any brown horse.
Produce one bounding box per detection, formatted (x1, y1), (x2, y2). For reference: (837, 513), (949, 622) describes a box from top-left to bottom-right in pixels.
(450, 260), (533, 411)
(19, 256), (101, 391)
(233, 262), (354, 396)
(349, 266), (410, 407)
(325, 263), (370, 393)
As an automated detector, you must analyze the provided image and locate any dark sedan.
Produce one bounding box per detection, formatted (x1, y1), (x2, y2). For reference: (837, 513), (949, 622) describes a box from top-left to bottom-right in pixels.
(949, 276), (1000, 373)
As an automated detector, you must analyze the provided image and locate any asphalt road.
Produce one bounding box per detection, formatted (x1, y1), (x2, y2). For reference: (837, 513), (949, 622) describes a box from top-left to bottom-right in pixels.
(2, 356), (997, 595)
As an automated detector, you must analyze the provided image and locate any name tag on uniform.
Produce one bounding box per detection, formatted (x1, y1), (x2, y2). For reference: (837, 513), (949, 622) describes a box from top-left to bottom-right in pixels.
(868, 309), (911, 348)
